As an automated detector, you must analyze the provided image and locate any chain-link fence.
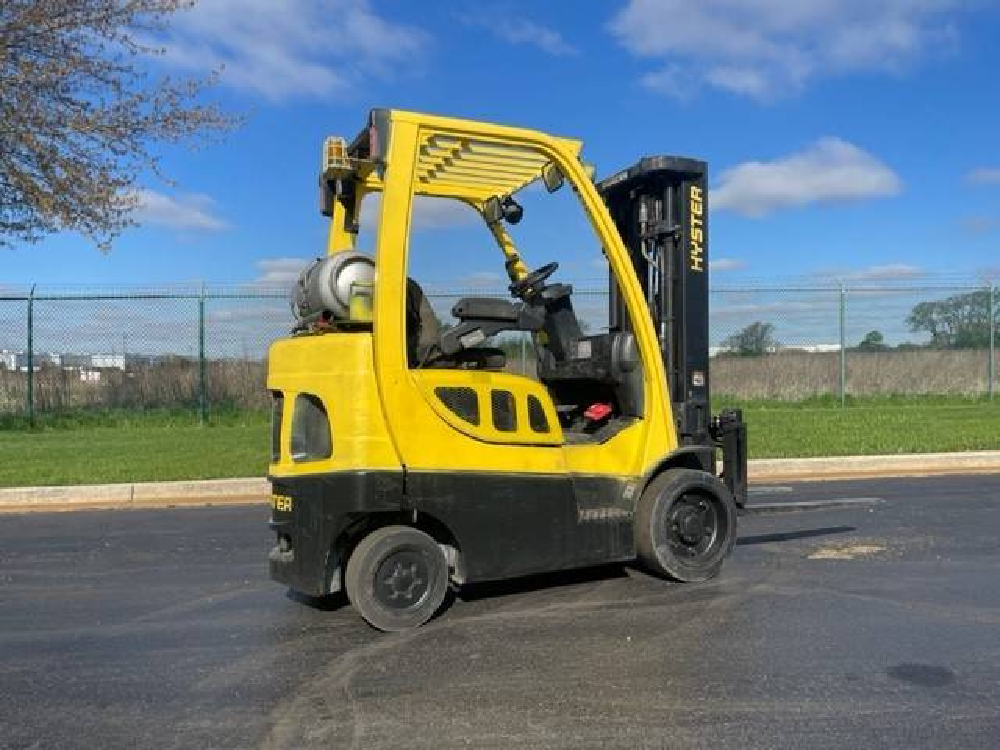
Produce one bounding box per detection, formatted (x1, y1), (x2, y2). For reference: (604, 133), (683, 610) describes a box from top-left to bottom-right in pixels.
(1, 283), (996, 422)
(710, 284), (997, 401)
(0, 286), (286, 422)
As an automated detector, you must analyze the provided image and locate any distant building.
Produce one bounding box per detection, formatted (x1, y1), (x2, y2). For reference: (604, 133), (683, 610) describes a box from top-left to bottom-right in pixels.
(90, 354), (126, 370)
(60, 354), (93, 369)
(0, 350), (48, 371)
(1, 350), (171, 374)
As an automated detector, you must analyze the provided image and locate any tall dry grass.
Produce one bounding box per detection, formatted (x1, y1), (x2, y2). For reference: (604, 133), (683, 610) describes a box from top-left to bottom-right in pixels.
(0, 348), (997, 414)
(712, 349), (998, 399)
(0, 360), (269, 414)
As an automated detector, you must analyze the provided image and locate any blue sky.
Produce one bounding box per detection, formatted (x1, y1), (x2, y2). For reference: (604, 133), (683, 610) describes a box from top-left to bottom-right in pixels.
(6, 0), (1000, 291)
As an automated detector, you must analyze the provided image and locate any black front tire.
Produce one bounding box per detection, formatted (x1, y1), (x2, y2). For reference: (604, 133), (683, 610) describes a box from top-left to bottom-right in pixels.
(345, 526), (449, 632)
(635, 468), (737, 582)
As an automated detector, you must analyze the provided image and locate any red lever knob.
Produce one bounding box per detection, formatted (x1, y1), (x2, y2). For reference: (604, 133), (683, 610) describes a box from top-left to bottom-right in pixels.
(583, 403), (613, 422)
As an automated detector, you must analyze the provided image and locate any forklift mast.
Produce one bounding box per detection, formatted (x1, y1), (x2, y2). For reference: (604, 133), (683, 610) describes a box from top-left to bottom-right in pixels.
(598, 157), (748, 506)
(598, 157), (711, 445)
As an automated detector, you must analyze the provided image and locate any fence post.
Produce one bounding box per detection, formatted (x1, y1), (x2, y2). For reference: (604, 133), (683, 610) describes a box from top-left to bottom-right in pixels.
(989, 284), (996, 401)
(839, 283), (846, 408)
(198, 284), (207, 425)
(26, 285), (35, 426)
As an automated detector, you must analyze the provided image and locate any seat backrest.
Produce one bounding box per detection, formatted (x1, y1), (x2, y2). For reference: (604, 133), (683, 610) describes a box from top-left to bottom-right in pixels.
(406, 279), (442, 366)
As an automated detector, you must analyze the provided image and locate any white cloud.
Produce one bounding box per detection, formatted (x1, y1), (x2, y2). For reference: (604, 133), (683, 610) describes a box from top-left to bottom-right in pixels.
(837, 264), (924, 282)
(639, 65), (692, 99)
(710, 258), (747, 272)
(159, 0), (427, 100)
(712, 138), (902, 217)
(966, 167), (1000, 185)
(978, 266), (1000, 282)
(418, 271), (511, 294)
(704, 66), (777, 99)
(609, 0), (963, 100)
(959, 215), (996, 235)
(133, 189), (229, 231)
(456, 271), (507, 288)
(206, 305), (287, 323)
(359, 195), (480, 231)
(468, 17), (576, 56)
(254, 257), (309, 286)
(799, 263), (924, 284)
(713, 299), (817, 319)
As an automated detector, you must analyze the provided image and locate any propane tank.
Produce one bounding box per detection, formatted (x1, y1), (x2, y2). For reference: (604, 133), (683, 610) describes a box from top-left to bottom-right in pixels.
(292, 252), (376, 324)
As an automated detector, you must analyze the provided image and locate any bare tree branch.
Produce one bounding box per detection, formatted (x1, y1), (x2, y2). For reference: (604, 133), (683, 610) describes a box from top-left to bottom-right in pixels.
(0, 0), (237, 251)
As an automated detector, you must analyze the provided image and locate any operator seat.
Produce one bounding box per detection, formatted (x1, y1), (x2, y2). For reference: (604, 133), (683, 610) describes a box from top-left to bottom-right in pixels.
(405, 279), (506, 370)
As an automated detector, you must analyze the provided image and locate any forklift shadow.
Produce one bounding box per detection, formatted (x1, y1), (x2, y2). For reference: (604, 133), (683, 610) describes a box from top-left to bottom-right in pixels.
(284, 528), (855, 614)
(285, 589), (349, 612)
(455, 564), (629, 604)
(282, 566), (631, 614)
(737, 525), (855, 546)
(456, 523), (859, 603)
(283, 527), (855, 616)
(283, 568), (632, 621)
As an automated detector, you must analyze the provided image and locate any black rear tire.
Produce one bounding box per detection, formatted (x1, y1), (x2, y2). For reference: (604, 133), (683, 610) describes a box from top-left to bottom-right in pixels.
(635, 468), (737, 582)
(345, 525), (449, 632)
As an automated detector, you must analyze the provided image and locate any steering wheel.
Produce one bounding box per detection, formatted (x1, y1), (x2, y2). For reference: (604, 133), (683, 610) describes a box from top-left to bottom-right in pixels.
(509, 261), (559, 298)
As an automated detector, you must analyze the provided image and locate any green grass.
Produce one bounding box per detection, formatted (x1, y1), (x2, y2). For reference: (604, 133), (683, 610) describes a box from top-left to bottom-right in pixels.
(716, 395), (1000, 458)
(0, 409), (269, 487)
(1, 398), (998, 487)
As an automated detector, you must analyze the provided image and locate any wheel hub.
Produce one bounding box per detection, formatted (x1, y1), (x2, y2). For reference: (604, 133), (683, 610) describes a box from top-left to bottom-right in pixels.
(669, 494), (718, 555)
(676, 508), (706, 544)
(375, 551), (430, 610)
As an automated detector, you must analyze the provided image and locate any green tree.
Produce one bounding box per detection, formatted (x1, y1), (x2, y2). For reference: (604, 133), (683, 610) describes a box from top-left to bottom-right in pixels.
(856, 330), (887, 351)
(721, 321), (777, 356)
(0, 0), (236, 251)
(906, 290), (999, 349)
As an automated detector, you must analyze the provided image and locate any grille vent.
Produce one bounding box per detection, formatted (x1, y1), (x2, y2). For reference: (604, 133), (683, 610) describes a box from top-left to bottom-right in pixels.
(527, 395), (549, 433)
(435, 387), (479, 425)
(491, 390), (516, 432)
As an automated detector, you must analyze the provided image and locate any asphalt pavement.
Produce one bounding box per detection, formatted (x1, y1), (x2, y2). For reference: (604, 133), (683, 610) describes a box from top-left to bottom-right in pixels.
(1, 475), (998, 749)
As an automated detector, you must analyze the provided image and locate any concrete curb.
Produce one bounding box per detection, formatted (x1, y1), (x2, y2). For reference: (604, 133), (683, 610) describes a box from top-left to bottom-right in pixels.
(0, 478), (269, 513)
(745, 450), (1000, 482)
(1, 452), (999, 513)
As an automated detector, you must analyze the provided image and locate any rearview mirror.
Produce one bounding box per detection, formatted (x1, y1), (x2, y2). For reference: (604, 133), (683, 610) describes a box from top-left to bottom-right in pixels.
(541, 162), (565, 193)
(482, 196), (503, 225)
(482, 195), (523, 225)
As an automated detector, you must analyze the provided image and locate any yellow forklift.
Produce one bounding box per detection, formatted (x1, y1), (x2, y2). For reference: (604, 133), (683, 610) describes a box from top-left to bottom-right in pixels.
(268, 109), (747, 631)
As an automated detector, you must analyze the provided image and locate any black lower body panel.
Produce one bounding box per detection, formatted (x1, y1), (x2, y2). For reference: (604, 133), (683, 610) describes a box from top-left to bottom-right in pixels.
(268, 469), (637, 595)
(407, 471), (635, 583)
